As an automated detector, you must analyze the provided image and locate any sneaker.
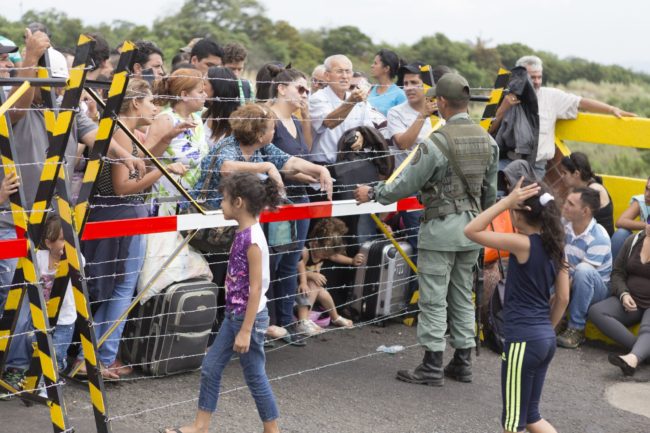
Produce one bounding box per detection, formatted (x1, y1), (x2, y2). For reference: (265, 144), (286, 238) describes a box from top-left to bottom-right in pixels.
(295, 320), (314, 336)
(281, 324), (307, 347)
(0, 368), (26, 401)
(557, 327), (585, 349)
(306, 319), (324, 334)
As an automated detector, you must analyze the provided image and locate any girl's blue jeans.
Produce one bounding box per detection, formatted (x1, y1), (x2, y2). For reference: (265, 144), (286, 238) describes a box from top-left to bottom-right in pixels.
(198, 308), (279, 422)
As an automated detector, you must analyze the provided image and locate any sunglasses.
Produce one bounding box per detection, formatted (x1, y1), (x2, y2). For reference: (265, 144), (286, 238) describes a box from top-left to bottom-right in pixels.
(296, 85), (310, 96)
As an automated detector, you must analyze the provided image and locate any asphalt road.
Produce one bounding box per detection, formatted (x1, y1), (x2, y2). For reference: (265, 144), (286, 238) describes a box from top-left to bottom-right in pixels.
(1, 322), (648, 433)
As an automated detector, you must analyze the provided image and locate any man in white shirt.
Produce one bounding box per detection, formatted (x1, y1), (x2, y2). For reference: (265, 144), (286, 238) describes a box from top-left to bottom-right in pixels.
(491, 55), (635, 178)
(308, 54), (376, 165)
(388, 63), (449, 168)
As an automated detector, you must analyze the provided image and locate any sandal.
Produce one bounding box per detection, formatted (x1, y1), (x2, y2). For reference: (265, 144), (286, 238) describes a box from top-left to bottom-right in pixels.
(107, 359), (133, 377)
(158, 428), (183, 433)
(330, 316), (353, 328)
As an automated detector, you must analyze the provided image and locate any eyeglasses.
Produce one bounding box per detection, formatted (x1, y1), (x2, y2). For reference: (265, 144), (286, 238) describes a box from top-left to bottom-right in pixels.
(296, 85), (310, 96)
(332, 68), (352, 76)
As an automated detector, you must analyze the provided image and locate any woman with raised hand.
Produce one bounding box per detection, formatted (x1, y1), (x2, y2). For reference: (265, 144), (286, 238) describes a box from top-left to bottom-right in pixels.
(611, 176), (650, 259)
(146, 68), (209, 216)
(78, 79), (188, 379)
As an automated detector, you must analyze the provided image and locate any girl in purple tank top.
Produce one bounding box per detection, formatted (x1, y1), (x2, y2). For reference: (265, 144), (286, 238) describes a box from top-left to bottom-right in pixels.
(160, 172), (283, 433)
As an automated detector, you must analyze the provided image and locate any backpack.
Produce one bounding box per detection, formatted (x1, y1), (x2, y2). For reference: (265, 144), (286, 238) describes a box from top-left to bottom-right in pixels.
(482, 245), (507, 354)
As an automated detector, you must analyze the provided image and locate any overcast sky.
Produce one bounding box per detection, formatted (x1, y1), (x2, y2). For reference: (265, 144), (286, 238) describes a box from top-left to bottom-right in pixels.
(3, 0), (648, 72)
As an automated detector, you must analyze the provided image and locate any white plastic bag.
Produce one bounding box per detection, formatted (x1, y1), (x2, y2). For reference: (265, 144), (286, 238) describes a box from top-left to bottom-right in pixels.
(136, 231), (213, 303)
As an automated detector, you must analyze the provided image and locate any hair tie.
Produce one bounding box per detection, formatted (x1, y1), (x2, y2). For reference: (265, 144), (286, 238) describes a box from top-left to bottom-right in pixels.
(540, 192), (554, 206)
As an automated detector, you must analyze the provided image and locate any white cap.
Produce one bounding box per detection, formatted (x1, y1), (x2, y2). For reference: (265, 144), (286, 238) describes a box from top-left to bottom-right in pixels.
(47, 47), (69, 79)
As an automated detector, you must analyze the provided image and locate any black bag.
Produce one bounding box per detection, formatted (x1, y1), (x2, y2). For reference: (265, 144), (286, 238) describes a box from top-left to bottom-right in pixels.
(121, 279), (218, 376)
(186, 146), (236, 254)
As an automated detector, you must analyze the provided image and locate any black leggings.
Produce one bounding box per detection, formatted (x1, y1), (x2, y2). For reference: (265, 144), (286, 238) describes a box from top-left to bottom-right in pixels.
(588, 296), (650, 362)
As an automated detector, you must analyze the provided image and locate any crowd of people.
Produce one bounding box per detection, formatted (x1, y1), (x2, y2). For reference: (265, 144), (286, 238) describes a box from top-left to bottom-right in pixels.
(0, 23), (648, 433)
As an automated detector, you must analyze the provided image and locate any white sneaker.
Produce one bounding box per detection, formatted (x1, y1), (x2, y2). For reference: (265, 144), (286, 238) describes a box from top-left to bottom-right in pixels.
(306, 319), (324, 334)
(295, 320), (320, 336)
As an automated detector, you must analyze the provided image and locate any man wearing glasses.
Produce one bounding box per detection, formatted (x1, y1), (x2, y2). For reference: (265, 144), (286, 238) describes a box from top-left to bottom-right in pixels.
(308, 54), (377, 166)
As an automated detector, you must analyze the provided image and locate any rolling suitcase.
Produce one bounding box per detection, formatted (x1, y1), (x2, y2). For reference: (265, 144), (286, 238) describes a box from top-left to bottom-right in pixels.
(351, 240), (413, 323)
(121, 279), (218, 376)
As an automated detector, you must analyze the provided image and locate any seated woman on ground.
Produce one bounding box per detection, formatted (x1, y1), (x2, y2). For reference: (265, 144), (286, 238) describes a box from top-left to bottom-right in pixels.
(559, 152), (614, 236)
(294, 218), (363, 336)
(588, 216), (650, 377)
(611, 175), (650, 259)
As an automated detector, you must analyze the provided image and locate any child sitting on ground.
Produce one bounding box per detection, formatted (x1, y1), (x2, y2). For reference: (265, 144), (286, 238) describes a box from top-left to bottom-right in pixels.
(294, 218), (362, 336)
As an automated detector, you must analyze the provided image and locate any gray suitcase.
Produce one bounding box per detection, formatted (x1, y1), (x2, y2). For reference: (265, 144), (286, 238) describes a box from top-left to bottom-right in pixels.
(351, 240), (413, 322)
(121, 279), (218, 376)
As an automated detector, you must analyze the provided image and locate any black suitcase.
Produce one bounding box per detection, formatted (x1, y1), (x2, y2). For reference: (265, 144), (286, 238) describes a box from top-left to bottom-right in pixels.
(351, 240), (413, 323)
(121, 279), (218, 376)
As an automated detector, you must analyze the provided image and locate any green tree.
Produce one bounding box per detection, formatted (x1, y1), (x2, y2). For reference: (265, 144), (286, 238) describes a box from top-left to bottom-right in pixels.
(322, 26), (374, 58)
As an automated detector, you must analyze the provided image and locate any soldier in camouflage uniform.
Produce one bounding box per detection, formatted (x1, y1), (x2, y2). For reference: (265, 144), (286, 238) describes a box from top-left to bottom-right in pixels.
(355, 73), (498, 386)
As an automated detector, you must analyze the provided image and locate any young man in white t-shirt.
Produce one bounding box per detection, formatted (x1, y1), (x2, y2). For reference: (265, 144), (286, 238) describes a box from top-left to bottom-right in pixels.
(387, 62), (441, 169)
(491, 55), (636, 178)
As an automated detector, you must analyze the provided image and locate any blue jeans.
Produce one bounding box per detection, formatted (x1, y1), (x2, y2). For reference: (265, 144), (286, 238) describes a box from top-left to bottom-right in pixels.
(611, 228), (632, 261)
(80, 235), (145, 366)
(269, 197), (310, 327)
(569, 263), (610, 329)
(52, 323), (74, 371)
(198, 309), (278, 421)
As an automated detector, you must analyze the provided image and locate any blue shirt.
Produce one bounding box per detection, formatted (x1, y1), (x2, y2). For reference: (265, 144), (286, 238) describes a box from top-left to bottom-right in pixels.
(191, 135), (291, 209)
(564, 218), (612, 283)
(368, 83), (406, 117)
(504, 234), (557, 342)
(272, 117), (309, 198)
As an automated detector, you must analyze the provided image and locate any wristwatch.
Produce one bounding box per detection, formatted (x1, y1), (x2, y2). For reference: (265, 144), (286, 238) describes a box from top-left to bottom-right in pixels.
(367, 186), (375, 201)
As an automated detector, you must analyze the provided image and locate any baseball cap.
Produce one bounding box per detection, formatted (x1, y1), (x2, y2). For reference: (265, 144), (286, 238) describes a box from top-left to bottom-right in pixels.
(47, 48), (69, 79)
(398, 61), (425, 76)
(425, 73), (470, 100)
(0, 36), (21, 64)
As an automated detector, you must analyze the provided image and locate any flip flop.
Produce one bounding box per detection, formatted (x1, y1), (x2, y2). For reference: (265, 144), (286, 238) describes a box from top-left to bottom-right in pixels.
(158, 428), (183, 433)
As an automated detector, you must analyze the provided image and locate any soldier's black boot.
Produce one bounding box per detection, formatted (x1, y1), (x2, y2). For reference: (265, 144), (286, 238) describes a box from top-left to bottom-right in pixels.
(396, 351), (444, 386)
(444, 348), (472, 383)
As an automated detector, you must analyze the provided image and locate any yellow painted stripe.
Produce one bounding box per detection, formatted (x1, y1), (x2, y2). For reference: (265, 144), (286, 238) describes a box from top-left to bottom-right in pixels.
(78, 34), (93, 46)
(83, 158), (101, 183)
(39, 351), (57, 382)
(4, 288), (22, 310)
(29, 303), (47, 332)
(44, 111), (56, 133)
(65, 244), (81, 270)
(28, 200), (48, 226)
(89, 382), (106, 414)
(73, 288), (89, 320)
(0, 116), (9, 137)
(50, 403), (66, 430)
(79, 335), (97, 366)
(53, 111), (73, 136)
(22, 259), (37, 284)
(46, 297), (61, 319)
(68, 67), (85, 89)
(10, 202), (27, 229)
(94, 117), (114, 141)
(0, 330), (9, 351)
(108, 72), (127, 99)
(0, 81), (31, 119)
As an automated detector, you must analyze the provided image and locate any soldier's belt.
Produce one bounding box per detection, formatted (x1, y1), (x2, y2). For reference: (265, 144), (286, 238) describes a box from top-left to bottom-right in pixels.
(422, 197), (477, 222)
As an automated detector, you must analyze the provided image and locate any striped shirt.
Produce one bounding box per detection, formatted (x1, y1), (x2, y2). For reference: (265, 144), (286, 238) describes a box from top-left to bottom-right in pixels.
(564, 218), (612, 283)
